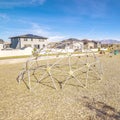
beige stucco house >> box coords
[54,38,84,51]
[87,41,95,49]
[72,41,84,50]
[82,39,101,49]
[10,34,48,49]
[65,41,84,51]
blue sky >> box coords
[0,0,120,41]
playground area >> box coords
[0,54,120,120]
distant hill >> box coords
[61,38,80,43]
[101,39,120,44]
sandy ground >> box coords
[0,53,96,65]
[0,58,28,64]
[0,54,120,120]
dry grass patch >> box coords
[0,55,120,120]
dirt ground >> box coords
[0,55,120,120]
[0,58,28,65]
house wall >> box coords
[20,38,48,49]
[11,37,48,49]
[11,38,20,49]
[87,42,95,49]
[73,42,84,50]
[64,42,84,51]
[0,44,4,50]
[4,44,11,49]
[97,42,101,48]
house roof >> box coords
[10,34,48,39]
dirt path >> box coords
[0,58,28,65]
[0,56,66,65]
[0,53,94,65]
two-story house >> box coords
[10,34,48,49]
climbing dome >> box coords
[17,48,103,90]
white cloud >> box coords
[27,22,67,41]
[31,0,46,5]
[17,20,50,36]
[0,0,46,8]
[48,36,67,42]
[0,13,9,21]
[0,19,67,42]
[60,0,108,18]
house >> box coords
[10,34,48,49]
[0,39,11,50]
[72,41,84,51]
[0,39,4,50]
[47,42,59,48]
[4,42,11,49]
[65,41,84,51]
[54,38,84,51]
[82,39,101,49]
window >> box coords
[43,44,45,48]
[24,44,31,47]
[90,46,93,49]
[39,39,44,42]
[34,44,40,49]
[24,38,27,41]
